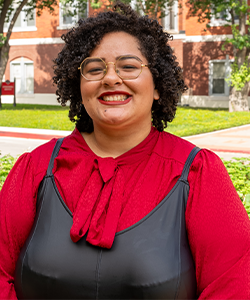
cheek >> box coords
[80,82,97,103]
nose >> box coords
[102,62,123,86]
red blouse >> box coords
[0,127,250,299]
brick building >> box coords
[2,1,250,107]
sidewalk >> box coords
[183,124,250,154]
[0,125,250,159]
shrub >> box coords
[0,154,16,191]
[222,157,250,217]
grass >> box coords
[167,107,250,137]
[0,104,75,131]
[0,104,250,136]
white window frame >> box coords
[209,55,234,96]
[57,1,89,30]
[3,6,37,32]
[130,0,145,16]
[210,9,232,27]
[209,1,247,27]
[10,57,34,94]
[162,1,178,32]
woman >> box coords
[0,2,250,299]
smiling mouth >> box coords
[101,95,130,102]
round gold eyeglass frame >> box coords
[78,55,149,81]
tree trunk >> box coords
[228,1,249,112]
[0,0,29,107]
[229,83,250,112]
[0,43,10,107]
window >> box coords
[130,0,145,16]
[58,1,88,29]
[162,1,178,32]
[209,56,233,96]
[4,7,36,32]
[209,1,247,27]
[10,57,34,94]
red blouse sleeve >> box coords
[186,149,250,298]
[0,135,56,300]
[0,153,38,299]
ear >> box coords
[153,89,160,100]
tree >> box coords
[0,0,88,107]
[186,0,250,111]
[93,0,175,21]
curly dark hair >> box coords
[53,1,187,132]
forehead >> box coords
[90,32,145,61]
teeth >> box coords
[103,95,128,101]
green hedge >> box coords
[222,158,250,217]
[0,154,250,217]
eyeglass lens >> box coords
[81,56,143,80]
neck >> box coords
[82,123,152,158]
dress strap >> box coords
[180,146,201,182]
[46,138,64,176]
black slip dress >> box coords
[14,138,200,299]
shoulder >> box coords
[153,130,197,165]
[156,129,224,162]
[27,128,81,176]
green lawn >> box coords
[0,104,75,131]
[0,104,249,136]
[167,107,250,137]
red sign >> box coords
[1,81,15,95]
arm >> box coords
[186,150,250,299]
[0,153,36,299]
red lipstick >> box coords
[98,91,132,105]
[98,91,131,98]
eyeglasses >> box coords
[78,55,149,81]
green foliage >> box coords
[187,0,250,50]
[224,24,250,51]
[222,157,250,217]
[226,62,250,91]
[60,0,88,20]
[187,0,250,26]
[90,0,101,9]
[0,34,7,47]
[0,154,16,191]
[1,0,58,28]
[90,0,175,19]
[245,194,250,218]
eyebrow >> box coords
[84,58,104,66]
[100,55,143,63]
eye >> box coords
[123,65,137,69]
[120,64,139,72]
[87,67,104,74]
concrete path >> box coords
[0,125,249,160]
[0,127,71,158]
[183,124,250,160]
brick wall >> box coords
[9,6,68,40]
[169,39,183,68]
[6,44,64,93]
[183,41,233,95]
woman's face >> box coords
[80,31,159,131]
